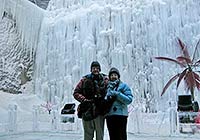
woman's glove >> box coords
[105,89,119,100]
[108,90,119,97]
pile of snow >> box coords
[0,90,44,123]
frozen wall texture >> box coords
[0,0,44,93]
[0,0,200,112]
[35,0,200,111]
[0,17,32,93]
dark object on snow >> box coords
[178,95,193,111]
[61,103,76,114]
[179,112,196,123]
[177,95,199,112]
[61,115,75,123]
[77,100,98,121]
[192,101,199,112]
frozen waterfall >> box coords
[0,0,200,113]
[34,0,200,112]
[0,0,45,56]
[0,0,45,93]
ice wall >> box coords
[0,0,45,93]
[0,0,199,112]
[34,0,200,111]
[0,0,45,62]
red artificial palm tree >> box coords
[155,38,200,101]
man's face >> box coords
[110,73,119,81]
[91,66,100,75]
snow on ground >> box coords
[1,88,200,139]
[1,131,200,140]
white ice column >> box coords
[51,109,59,131]
[32,105,39,131]
[169,100,177,135]
[8,104,17,132]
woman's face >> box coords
[110,73,119,81]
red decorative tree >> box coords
[155,38,200,101]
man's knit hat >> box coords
[109,67,120,78]
[90,61,101,71]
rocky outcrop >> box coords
[29,0,50,9]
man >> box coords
[73,61,108,140]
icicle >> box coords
[32,105,39,131]
[8,104,17,132]
[51,109,59,131]
[169,100,177,135]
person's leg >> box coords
[106,116,118,140]
[82,119,95,140]
[118,116,127,140]
[106,116,127,140]
[94,115,105,140]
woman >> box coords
[105,67,133,140]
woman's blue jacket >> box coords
[106,81,133,116]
